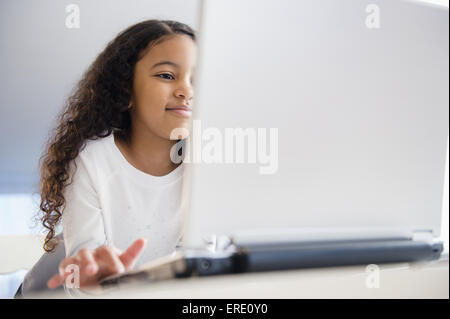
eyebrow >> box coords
[151,60,180,69]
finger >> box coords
[119,238,147,270]
[47,273,63,289]
[77,248,98,275]
[95,246,125,274]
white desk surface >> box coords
[35,257,449,299]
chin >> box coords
[166,121,191,140]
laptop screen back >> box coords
[180,0,449,248]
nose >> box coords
[174,81,194,104]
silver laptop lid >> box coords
[180,0,449,248]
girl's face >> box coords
[129,34,196,140]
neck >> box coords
[115,126,179,177]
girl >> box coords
[39,19,196,292]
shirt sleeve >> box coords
[62,155,108,258]
[60,155,109,298]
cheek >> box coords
[135,80,170,109]
[132,81,188,138]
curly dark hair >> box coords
[38,19,196,252]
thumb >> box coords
[119,238,147,270]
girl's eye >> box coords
[157,73,174,80]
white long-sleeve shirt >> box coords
[61,133,184,268]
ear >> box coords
[128,94,135,109]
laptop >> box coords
[100,0,449,288]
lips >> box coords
[165,106,192,118]
[166,107,191,111]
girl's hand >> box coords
[47,238,147,290]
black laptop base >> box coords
[100,238,443,288]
